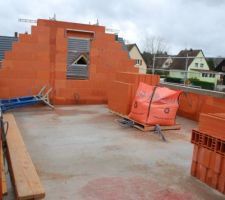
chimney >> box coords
[115,34,118,41]
[14,32,18,38]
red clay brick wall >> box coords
[0,19,138,104]
[178,92,225,121]
[0,25,51,98]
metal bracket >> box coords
[154,124,167,142]
[38,86,54,109]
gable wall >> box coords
[188,51,209,71]
[0,19,138,104]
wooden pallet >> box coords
[1,149,7,195]
[110,110,181,132]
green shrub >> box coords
[147,69,169,78]
[146,69,152,74]
[155,70,169,75]
[165,77,183,83]
[189,78,215,90]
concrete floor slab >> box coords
[4,105,225,200]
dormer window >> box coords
[72,55,88,65]
[67,37,90,80]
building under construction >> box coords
[0,19,225,200]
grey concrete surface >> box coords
[3,105,225,200]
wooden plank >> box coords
[4,114,45,200]
[1,149,7,195]
[133,124,181,132]
[0,142,2,198]
[110,110,181,132]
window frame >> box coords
[67,37,90,80]
[136,59,142,65]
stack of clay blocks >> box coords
[191,113,225,194]
[108,72,160,115]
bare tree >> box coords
[142,35,169,70]
[143,35,169,54]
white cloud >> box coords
[0,0,225,56]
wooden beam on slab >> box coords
[4,114,45,200]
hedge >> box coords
[190,79,215,90]
[165,77,183,83]
[147,69,169,77]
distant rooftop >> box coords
[170,49,202,70]
[0,35,18,61]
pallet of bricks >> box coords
[191,113,225,194]
[108,72,160,115]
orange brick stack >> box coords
[0,19,138,104]
[108,72,160,115]
[108,81,133,115]
[191,113,225,194]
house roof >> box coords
[170,49,202,70]
[125,43,143,56]
[213,58,224,67]
[215,59,225,72]
[154,55,173,69]
[125,44,136,52]
[0,35,18,61]
[125,43,147,66]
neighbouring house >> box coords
[149,54,173,69]
[126,44,147,74]
[141,52,173,74]
[0,35,18,68]
[144,55,173,77]
[215,59,225,73]
[215,59,225,85]
[169,49,220,85]
[159,56,173,69]
[212,57,224,69]
[0,19,138,104]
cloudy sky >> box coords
[0,0,225,56]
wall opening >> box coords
[67,37,90,80]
